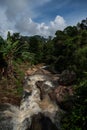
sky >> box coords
[0,0,87,38]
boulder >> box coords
[58,70,76,85]
[54,86,73,102]
[54,85,74,110]
[29,114,58,130]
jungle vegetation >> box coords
[0,18,87,130]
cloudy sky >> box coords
[0,0,87,38]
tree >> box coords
[0,34,31,77]
[28,36,44,63]
[0,39,20,77]
[77,18,87,30]
[81,30,87,46]
[64,26,78,37]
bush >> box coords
[62,79,87,130]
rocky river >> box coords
[0,67,74,130]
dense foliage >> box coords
[0,18,87,129]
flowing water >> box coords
[0,73,62,130]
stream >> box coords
[0,68,63,130]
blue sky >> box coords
[0,0,87,38]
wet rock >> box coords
[36,80,54,100]
[0,104,15,130]
[35,81,44,100]
[55,86,73,101]
[54,85,74,110]
[58,70,76,85]
[48,91,56,102]
[28,114,59,130]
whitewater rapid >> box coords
[0,73,62,130]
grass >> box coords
[0,61,31,105]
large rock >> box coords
[29,114,58,130]
[54,86,73,103]
[55,86,73,110]
[58,70,76,85]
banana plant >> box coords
[0,39,20,77]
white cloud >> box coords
[0,7,15,38]
[0,0,51,21]
[49,16,66,36]
[4,0,29,20]
[15,15,66,37]
[0,0,66,38]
